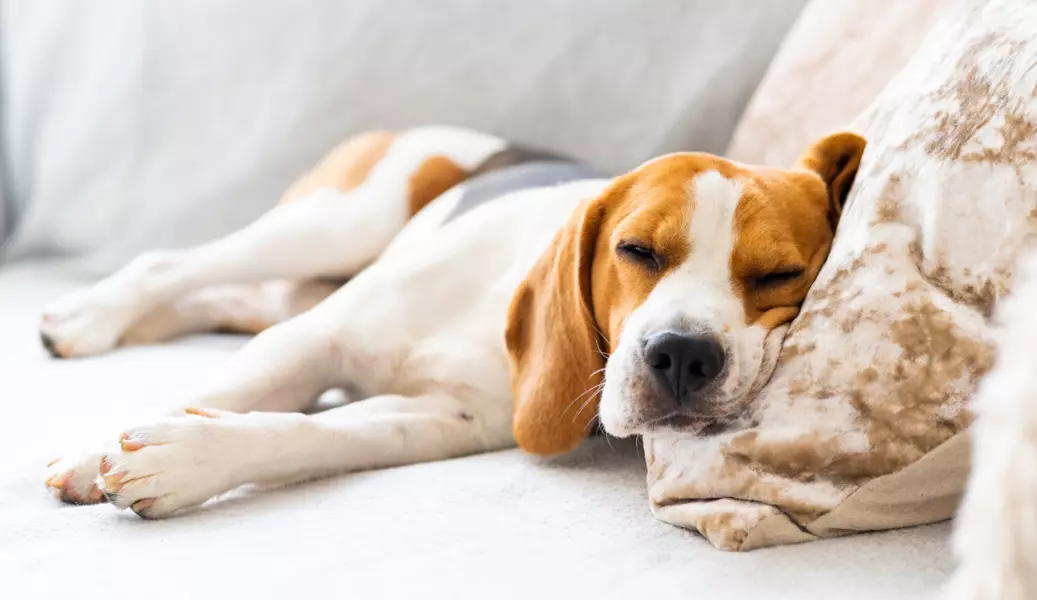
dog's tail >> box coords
[946,248,1037,600]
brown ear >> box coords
[796,131,867,228]
[505,196,607,456]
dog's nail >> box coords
[102,470,128,492]
[185,407,218,418]
[40,332,62,357]
[119,433,147,452]
[47,457,61,468]
[131,498,156,516]
[45,471,70,489]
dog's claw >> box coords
[40,331,63,358]
[119,433,148,452]
[184,407,218,418]
[45,471,70,489]
[102,470,128,493]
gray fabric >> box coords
[0,0,807,273]
[468,145,576,178]
[445,161,605,224]
[0,16,7,254]
[0,262,958,599]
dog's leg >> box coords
[120,280,340,344]
[38,127,502,358]
[96,393,512,518]
[38,186,398,358]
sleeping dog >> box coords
[40,126,864,517]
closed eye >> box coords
[617,242,663,270]
[750,268,805,289]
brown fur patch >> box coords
[732,132,866,328]
[281,131,396,203]
[409,156,469,216]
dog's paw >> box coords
[38,252,179,358]
[39,288,144,358]
[99,409,246,519]
[45,453,107,505]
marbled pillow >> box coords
[727,0,952,168]
[646,0,1037,551]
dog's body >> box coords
[41,126,864,518]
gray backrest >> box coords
[0,0,806,272]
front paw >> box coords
[99,409,243,519]
[45,453,107,505]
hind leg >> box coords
[38,186,399,358]
[38,127,501,358]
[121,280,339,345]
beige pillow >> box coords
[727,0,953,167]
[647,0,1037,551]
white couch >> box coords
[0,2,956,597]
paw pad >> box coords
[131,498,157,518]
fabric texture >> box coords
[0,261,956,599]
[726,0,953,168]
[647,0,1037,550]
[0,0,806,274]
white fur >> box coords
[945,249,1037,600]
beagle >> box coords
[40,126,865,518]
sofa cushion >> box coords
[0,0,807,273]
[647,0,1037,550]
[726,0,952,167]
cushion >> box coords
[726,0,953,167]
[0,0,807,273]
[646,0,1037,551]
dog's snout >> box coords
[644,332,725,403]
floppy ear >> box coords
[796,131,867,228]
[505,195,608,456]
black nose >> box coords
[644,332,725,403]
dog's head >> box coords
[505,132,866,454]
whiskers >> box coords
[570,380,606,425]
